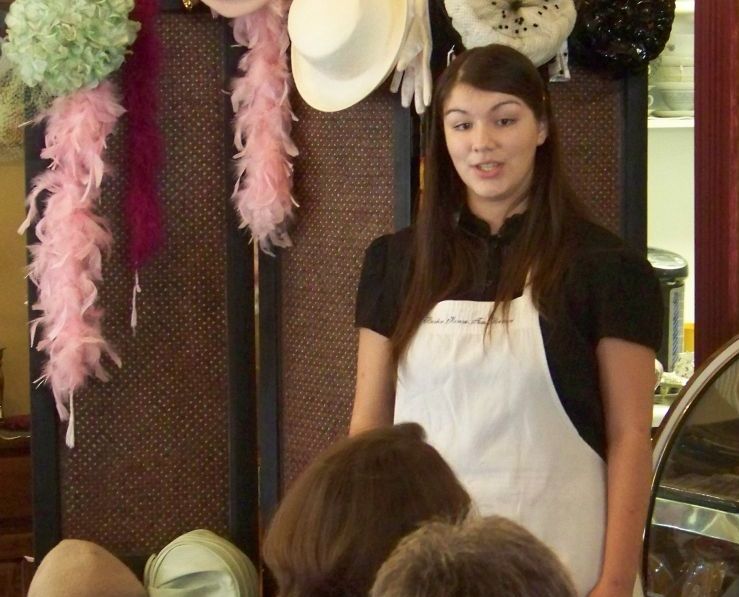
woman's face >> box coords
[443,83,547,216]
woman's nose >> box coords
[471,124,494,152]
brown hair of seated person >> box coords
[262,423,472,597]
[370,515,577,597]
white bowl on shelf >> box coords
[656,82,694,111]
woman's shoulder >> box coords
[363,227,414,261]
[567,217,652,273]
[569,217,628,253]
[356,227,413,336]
[562,217,663,351]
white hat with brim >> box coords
[202,0,269,18]
[288,0,409,113]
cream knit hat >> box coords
[444,0,576,66]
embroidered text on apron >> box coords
[395,286,607,596]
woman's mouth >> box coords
[474,162,502,176]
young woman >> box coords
[351,45,662,597]
[262,423,471,597]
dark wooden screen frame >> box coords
[26,0,260,565]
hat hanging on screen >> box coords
[145,529,258,597]
[201,0,269,18]
[288,0,409,112]
[443,0,577,67]
[28,540,147,597]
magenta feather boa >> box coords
[19,81,124,440]
[122,0,163,271]
[231,0,298,253]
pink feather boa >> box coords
[122,0,164,271]
[231,0,298,253]
[19,81,123,432]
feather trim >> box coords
[231,0,298,253]
[122,0,164,271]
[19,81,124,425]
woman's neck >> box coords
[466,195,529,234]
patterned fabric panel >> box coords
[551,64,623,234]
[278,89,398,491]
[59,12,231,554]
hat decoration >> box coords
[3,0,139,447]
[288,0,409,112]
[1,0,139,96]
[121,0,165,329]
[0,55,51,163]
[202,0,270,18]
[443,0,577,67]
[228,0,298,252]
[18,82,125,448]
[569,0,675,74]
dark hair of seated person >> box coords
[262,423,472,597]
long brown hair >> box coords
[262,423,471,597]
[392,44,588,362]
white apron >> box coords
[395,286,607,596]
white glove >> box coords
[390,0,432,114]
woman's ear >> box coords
[537,119,549,146]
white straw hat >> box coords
[201,0,269,18]
[28,540,147,597]
[288,0,409,112]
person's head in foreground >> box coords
[370,515,577,597]
[262,423,472,597]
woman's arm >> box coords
[349,327,397,436]
[589,337,655,597]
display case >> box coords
[646,336,739,596]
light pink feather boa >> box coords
[231,0,298,253]
[19,81,124,437]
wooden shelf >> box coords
[648,117,694,129]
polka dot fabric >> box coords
[550,64,622,234]
[59,13,232,554]
[278,89,398,491]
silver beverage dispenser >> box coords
[647,248,689,372]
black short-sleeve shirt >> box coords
[355,211,663,459]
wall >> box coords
[647,125,695,324]
[0,157,30,416]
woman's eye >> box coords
[497,118,516,126]
[452,122,471,131]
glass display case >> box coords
[646,336,739,596]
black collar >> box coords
[458,206,528,246]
